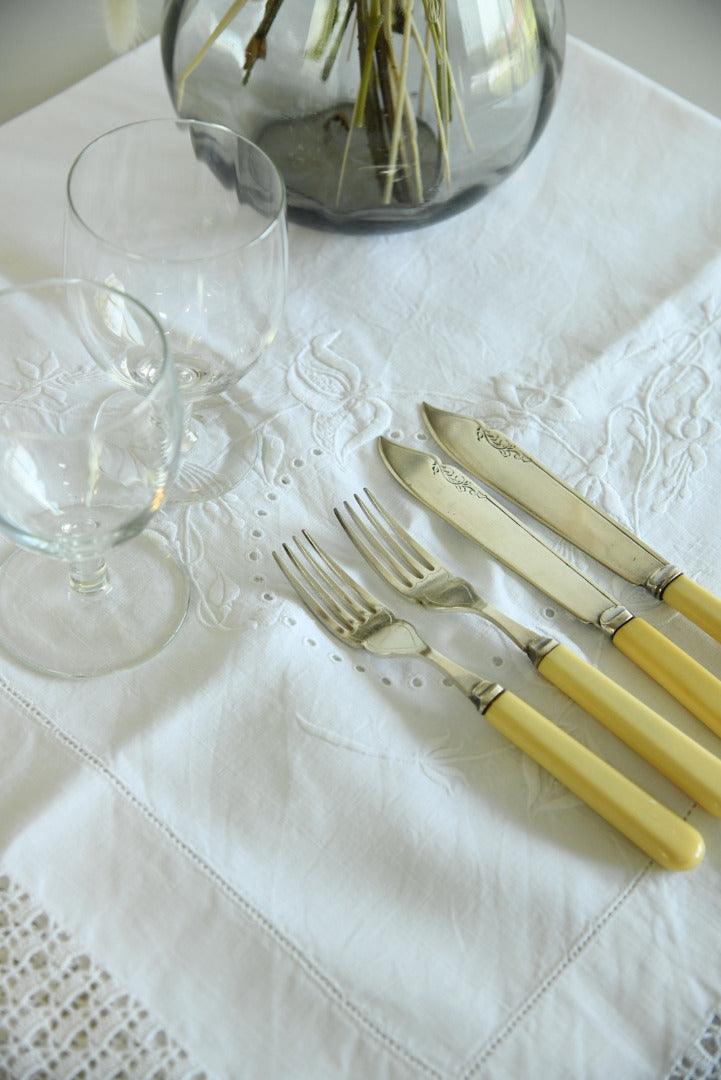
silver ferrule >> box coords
[645,563,682,599]
[598,604,635,638]
[471,681,505,713]
[526,635,560,667]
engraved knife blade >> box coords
[422,402,721,644]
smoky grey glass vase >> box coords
[162,0,566,232]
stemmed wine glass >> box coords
[0,278,189,677]
[65,118,288,503]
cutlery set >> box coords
[274,405,721,872]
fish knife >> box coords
[422,402,721,644]
[378,437,721,740]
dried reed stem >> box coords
[176,0,470,206]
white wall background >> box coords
[0,0,720,125]
[565,0,721,118]
[0,0,162,125]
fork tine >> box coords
[273,541,352,635]
[284,534,363,628]
[362,488,436,561]
[361,489,438,572]
[334,499,415,587]
[300,529,385,615]
[274,529,385,633]
[335,489,434,588]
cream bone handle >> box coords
[481,689,705,872]
[612,617,721,739]
[662,574,721,645]
[536,643,721,816]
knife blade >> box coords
[422,402,721,644]
[378,436,721,740]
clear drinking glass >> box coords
[65,118,288,503]
[0,278,189,677]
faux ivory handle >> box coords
[483,691,704,871]
[537,644,721,816]
[613,617,721,738]
[662,574,721,645]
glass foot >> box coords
[0,532,190,678]
[169,390,259,505]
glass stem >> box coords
[69,556,109,596]
[181,401,198,452]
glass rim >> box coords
[65,117,288,265]
[0,276,176,425]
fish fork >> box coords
[334,489,721,817]
[273,529,703,871]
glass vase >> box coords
[162,0,566,232]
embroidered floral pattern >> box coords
[479,299,721,536]
[286,332,391,465]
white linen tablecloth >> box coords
[1,34,721,1080]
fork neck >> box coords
[422,645,504,712]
